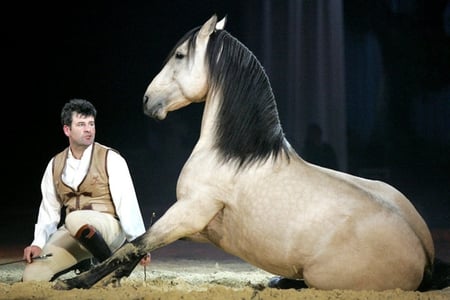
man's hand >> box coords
[139,253,151,266]
[23,245,42,263]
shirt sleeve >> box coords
[107,150,147,241]
[31,159,62,248]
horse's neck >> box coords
[197,93,220,146]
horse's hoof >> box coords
[103,276,122,288]
[53,280,71,290]
[53,277,90,290]
[267,276,308,290]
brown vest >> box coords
[52,142,118,217]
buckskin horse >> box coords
[55,14,449,291]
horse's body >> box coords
[55,15,448,291]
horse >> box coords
[54,14,449,291]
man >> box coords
[23,98,151,281]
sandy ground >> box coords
[1,241,449,300]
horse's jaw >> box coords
[144,107,167,120]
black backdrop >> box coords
[3,1,449,258]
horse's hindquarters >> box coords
[301,209,428,291]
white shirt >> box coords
[31,143,147,248]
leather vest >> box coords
[52,142,118,217]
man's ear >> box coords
[63,125,71,137]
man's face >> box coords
[64,113,96,147]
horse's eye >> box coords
[175,52,185,59]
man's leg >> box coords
[64,210,126,275]
[65,210,126,252]
[22,228,90,282]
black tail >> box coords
[418,258,450,291]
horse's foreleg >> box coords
[98,254,142,288]
[100,237,152,287]
[53,242,145,290]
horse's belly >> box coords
[200,206,309,277]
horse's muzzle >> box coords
[143,97,166,120]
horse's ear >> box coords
[199,14,218,38]
[216,15,227,31]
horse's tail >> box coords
[418,257,450,291]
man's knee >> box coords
[22,262,54,282]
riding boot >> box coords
[75,224,112,262]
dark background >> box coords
[2,1,449,260]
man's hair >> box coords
[61,99,97,126]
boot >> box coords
[75,224,112,262]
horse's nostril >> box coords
[143,95,148,104]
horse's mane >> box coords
[208,30,291,168]
[174,27,291,168]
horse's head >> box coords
[143,15,226,120]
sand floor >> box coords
[1,241,449,300]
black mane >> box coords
[180,27,291,168]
